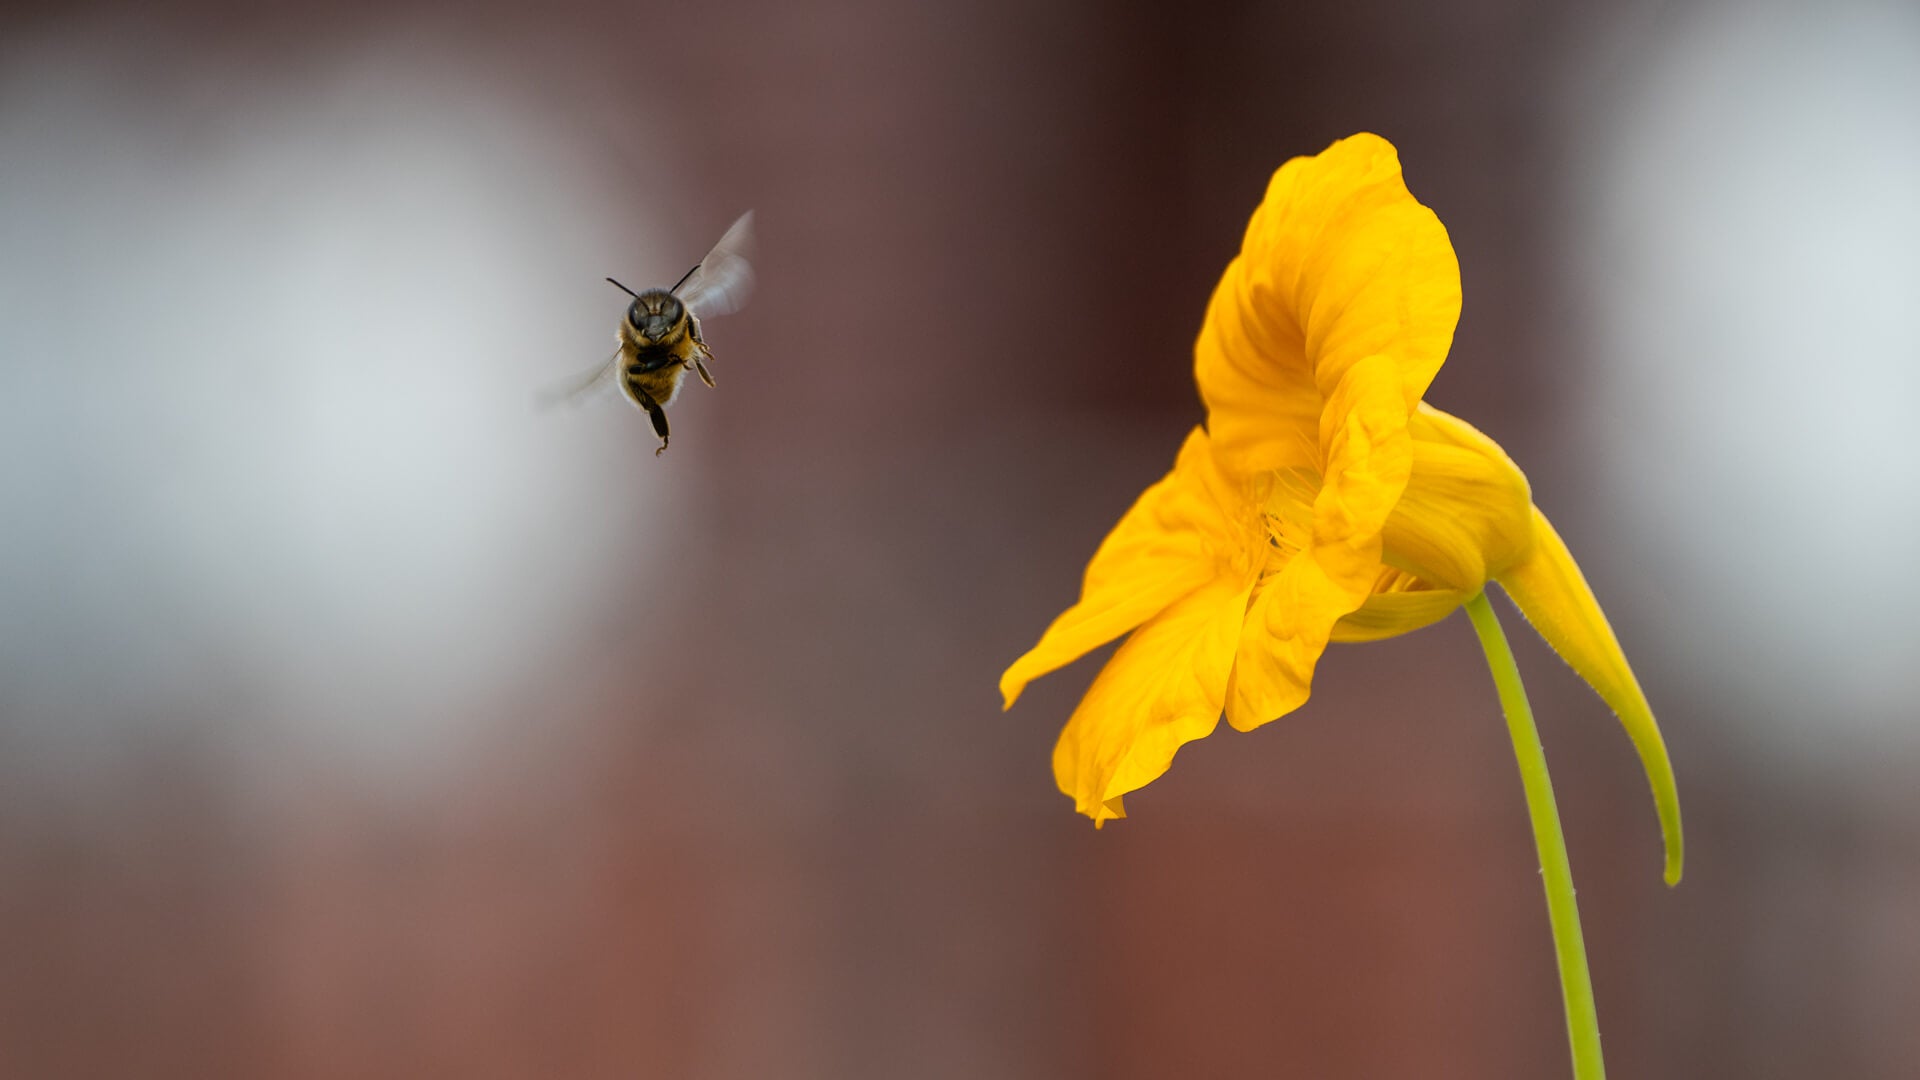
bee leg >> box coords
[635,387,671,455]
[688,324,717,388]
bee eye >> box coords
[627,301,644,326]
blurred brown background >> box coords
[3,0,1918,1076]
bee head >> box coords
[628,290,686,343]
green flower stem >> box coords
[1463,590,1605,1080]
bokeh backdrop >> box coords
[3,0,1918,1076]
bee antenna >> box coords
[669,262,701,295]
[605,277,641,298]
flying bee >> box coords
[541,211,755,455]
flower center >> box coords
[1260,465,1322,572]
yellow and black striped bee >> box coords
[543,212,754,455]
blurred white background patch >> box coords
[1571,0,1920,757]
[0,20,684,767]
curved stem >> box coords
[1463,590,1605,1080]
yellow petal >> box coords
[1330,584,1469,643]
[1377,403,1536,593]
[1196,133,1462,475]
[1495,507,1684,886]
[1001,427,1256,709]
[1226,354,1412,730]
[1053,572,1255,824]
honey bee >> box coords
[542,211,755,454]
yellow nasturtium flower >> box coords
[1001,133,1681,885]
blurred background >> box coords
[2,0,1916,1075]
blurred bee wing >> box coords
[675,210,755,318]
[535,347,622,410]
